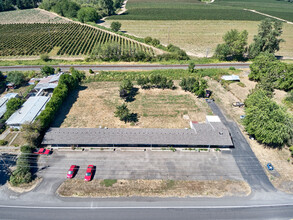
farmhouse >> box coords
[6,96,50,129]
[34,74,62,91]
[0,93,18,118]
[42,116,233,148]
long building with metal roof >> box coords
[6,96,50,129]
[42,116,233,148]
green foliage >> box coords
[244,89,293,147]
[180,77,208,97]
[0,140,8,145]
[51,0,80,18]
[40,54,50,62]
[0,0,39,11]
[157,44,190,61]
[110,21,121,32]
[114,103,130,123]
[41,65,55,76]
[89,69,94,74]
[0,23,154,57]
[188,62,195,73]
[100,179,117,187]
[137,75,174,89]
[151,38,160,46]
[20,145,35,153]
[91,42,153,62]
[144,36,152,44]
[6,71,25,87]
[4,98,24,120]
[249,19,284,58]
[77,7,100,23]
[215,29,248,61]
[99,0,114,15]
[120,79,133,93]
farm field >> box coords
[0,9,69,24]
[103,20,293,57]
[108,0,293,21]
[53,81,210,129]
[0,23,155,57]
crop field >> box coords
[105,20,293,57]
[108,0,293,21]
[0,9,69,24]
[0,23,154,56]
[52,81,210,129]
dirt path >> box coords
[244,9,293,25]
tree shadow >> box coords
[127,113,139,123]
[0,153,17,185]
[51,85,87,127]
[125,87,139,103]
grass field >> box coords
[0,9,69,24]
[103,20,293,57]
[53,81,210,129]
[108,0,293,21]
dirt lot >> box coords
[209,70,293,193]
[0,9,69,24]
[57,179,250,198]
[56,81,209,128]
[102,20,293,57]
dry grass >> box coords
[59,81,209,128]
[103,20,293,57]
[0,9,69,24]
[57,179,250,198]
[10,132,26,147]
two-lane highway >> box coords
[0,63,251,72]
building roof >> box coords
[6,96,50,126]
[0,93,18,118]
[42,124,233,147]
[221,75,240,81]
[206,115,221,123]
[34,74,61,90]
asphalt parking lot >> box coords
[37,149,243,181]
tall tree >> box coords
[249,19,284,58]
[99,0,114,15]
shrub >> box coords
[144,36,152,44]
[41,65,55,76]
[110,21,121,32]
[89,69,94,74]
[78,7,100,23]
[40,54,50,62]
[4,98,24,120]
[229,67,236,70]
[6,71,26,87]
[151,38,160,46]
[0,140,8,145]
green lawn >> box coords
[108,0,293,21]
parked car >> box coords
[267,163,274,171]
[34,148,51,155]
[67,165,77,179]
[84,165,94,181]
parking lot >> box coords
[37,149,243,181]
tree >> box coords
[6,71,26,87]
[22,121,42,146]
[77,7,100,23]
[244,89,293,147]
[99,0,114,15]
[4,98,24,120]
[151,38,160,46]
[0,71,6,94]
[110,21,121,32]
[144,36,152,44]
[215,29,248,60]
[41,65,55,76]
[249,19,284,58]
[40,54,50,62]
[114,103,130,123]
[120,79,133,93]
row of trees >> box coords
[179,77,208,97]
[215,19,284,61]
[249,52,293,92]
[0,0,40,12]
[137,75,174,90]
[243,89,293,147]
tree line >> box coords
[0,0,41,12]
[215,19,284,61]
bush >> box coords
[40,54,50,62]
[137,75,174,89]
[41,65,55,76]
[229,67,236,70]
[6,71,26,87]
[144,36,152,44]
[89,69,94,74]
[110,21,121,32]
[0,140,8,145]
[180,77,207,97]
[20,145,35,153]
[151,38,160,46]
[188,62,195,73]
[4,98,24,120]
[78,7,100,23]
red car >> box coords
[84,165,94,181]
[67,165,77,179]
[34,148,51,155]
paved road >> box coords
[207,100,275,191]
[1,205,293,220]
[0,63,250,72]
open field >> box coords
[108,0,293,21]
[53,81,209,128]
[0,23,154,57]
[58,179,250,198]
[0,9,69,24]
[103,20,293,57]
